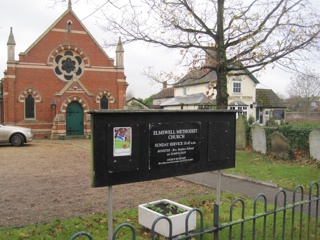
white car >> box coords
[0,124,33,146]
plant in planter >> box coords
[138,199,196,237]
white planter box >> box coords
[138,199,196,237]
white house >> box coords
[160,68,259,120]
[255,89,286,125]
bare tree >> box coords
[56,0,320,109]
[99,0,320,109]
[142,66,183,90]
[287,69,320,111]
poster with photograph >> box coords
[113,127,132,156]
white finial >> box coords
[68,0,72,10]
[116,37,124,68]
[7,27,16,62]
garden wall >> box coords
[286,112,320,123]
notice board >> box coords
[89,110,236,187]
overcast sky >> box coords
[0,0,309,99]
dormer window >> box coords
[233,79,241,94]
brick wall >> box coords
[286,112,320,123]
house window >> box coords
[100,96,109,109]
[273,110,285,120]
[233,80,241,93]
[240,106,247,118]
[183,86,187,95]
[25,94,35,119]
[229,106,247,118]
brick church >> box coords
[1,1,127,139]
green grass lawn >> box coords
[1,150,319,239]
[1,192,318,240]
[224,150,320,191]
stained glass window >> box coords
[53,50,84,81]
[100,96,109,109]
[25,94,35,119]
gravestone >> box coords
[270,132,289,160]
[309,129,320,161]
[236,116,247,149]
[252,125,266,154]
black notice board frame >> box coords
[89,110,236,187]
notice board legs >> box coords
[216,170,221,206]
[108,186,113,240]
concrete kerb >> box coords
[221,172,278,188]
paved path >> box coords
[178,172,319,216]
[178,171,280,202]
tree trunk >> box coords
[216,0,228,109]
[216,70,229,109]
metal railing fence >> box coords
[70,182,319,240]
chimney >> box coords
[162,81,167,89]
[204,43,218,67]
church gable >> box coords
[19,10,114,68]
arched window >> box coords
[25,94,35,119]
[100,96,109,109]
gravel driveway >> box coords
[0,139,213,228]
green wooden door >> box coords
[66,102,84,136]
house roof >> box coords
[256,89,285,108]
[242,68,260,84]
[126,97,149,110]
[174,65,259,88]
[174,70,217,87]
[160,93,216,106]
[153,88,174,99]
[229,101,248,106]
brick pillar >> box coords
[3,67,16,124]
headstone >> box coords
[309,129,320,161]
[236,116,247,149]
[270,132,289,160]
[252,125,266,154]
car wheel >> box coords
[11,133,24,146]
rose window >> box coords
[53,50,84,81]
